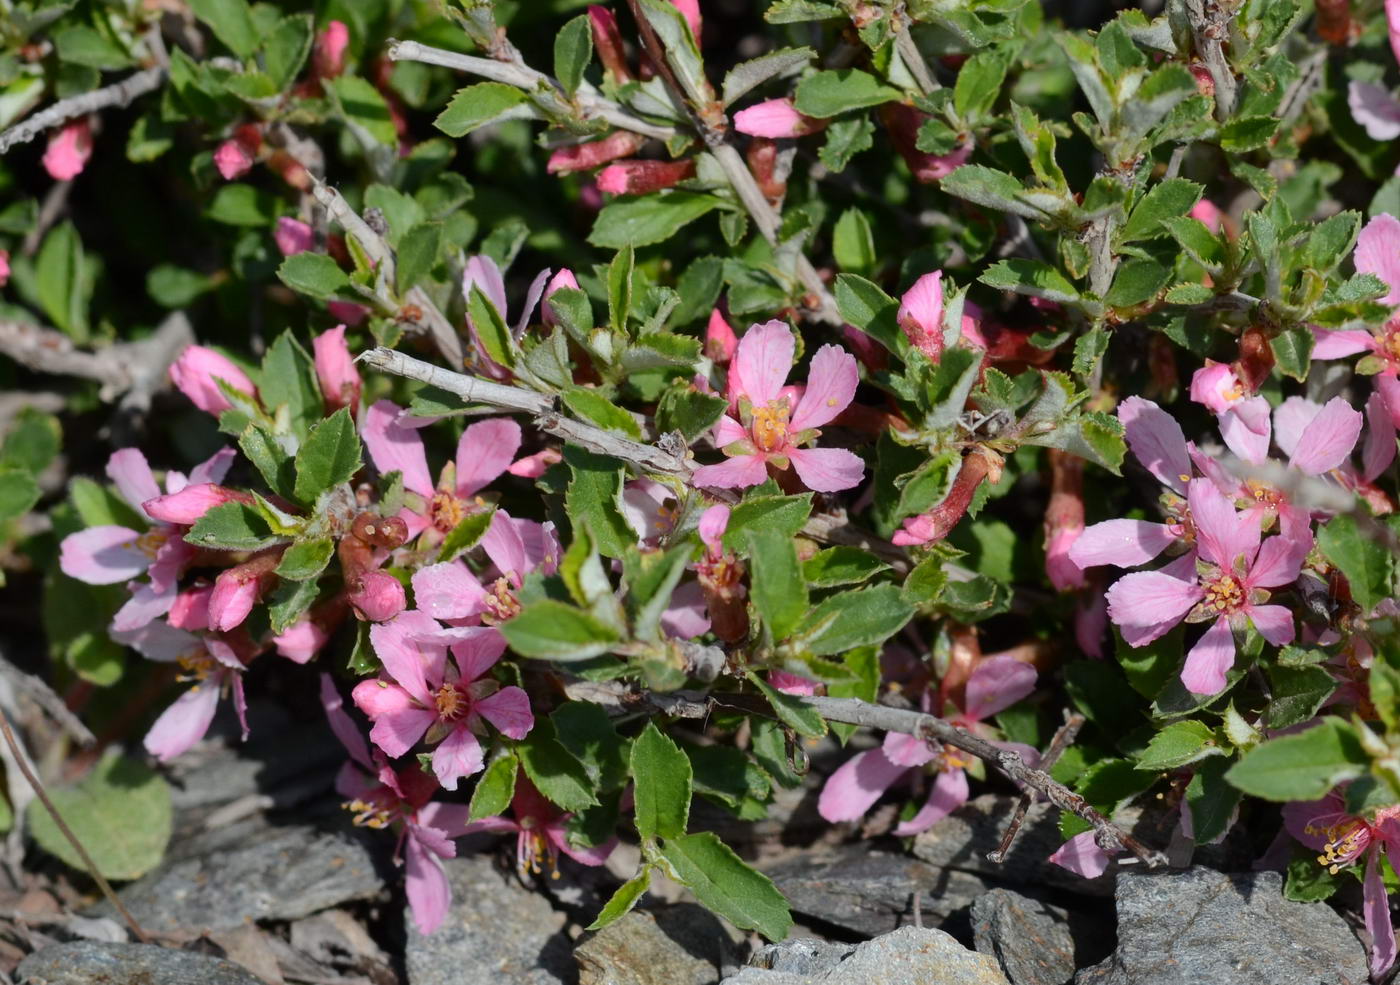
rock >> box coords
[971,889,1086,985]
[1075,867,1368,985]
[576,905,736,985]
[720,927,1009,985]
[15,941,264,985]
[407,854,572,985]
[93,823,385,935]
[763,845,994,936]
[749,938,854,975]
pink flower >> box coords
[1048,830,1114,878]
[692,321,863,493]
[463,774,616,874]
[817,657,1037,834]
[1188,360,1271,464]
[461,255,551,380]
[314,21,350,79]
[1284,788,1400,976]
[214,139,255,180]
[547,131,646,174]
[347,569,406,623]
[314,325,362,414]
[541,268,579,327]
[706,309,738,363]
[169,345,258,415]
[361,400,523,540]
[733,99,826,139]
[1188,199,1226,234]
[322,675,470,935]
[1106,479,1312,695]
[43,119,93,181]
[410,510,559,625]
[351,614,533,789]
[898,272,944,361]
[274,218,315,256]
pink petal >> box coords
[769,669,820,696]
[111,581,176,633]
[1188,361,1241,415]
[362,400,434,496]
[1248,531,1311,589]
[313,20,350,78]
[706,309,738,362]
[208,568,260,632]
[1356,213,1400,306]
[448,628,507,682]
[788,446,865,492]
[320,673,374,770]
[1189,199,1225,234]
[112,620,201,663]
[817,748,909,822]
[462,254,508,324]
[144,484,242,525]
[1181,616,1235,695]
[882,731,936,768]
[661,583,711,639]
[419,802,474,841]
[732,99,823,138]
[455,418,522,498]
[1311,328,1378,360]
[213,139,254,180]
[480,510,529,581]
[364,701,436,759]
[59,526,148,584]
[508,447,561,478]
[1046,526,1086,591]
[518,518,560,575]
[369,611,444,704]
[1364,392,1398,481]
[712,414,748,447]
[542,268,580,326]
[189,447,237,486]
[1119,397,1191,493]
[1366,847,1398,976]
[1188,478,1258,570]
[1349,81,1400,141]
[473,686,534,740]
[1290,396,1363,475]
[432,726,485,790]
[412,561,486,623]
[1218,404,1271,465]
[1273,396,1321,459]
[697,504,730,550]
[1049,830,1113,878]
[144,683,220,761]
[550,828,617,867]
[169,345,257,415]
[730,320,794,407]
[274,217,314,256]
[893,768,969,836]
[313,325,362,414]
[1068,519,1178,569]
[1281,794,1346,851]
[1246,603,1296,647]
[1389,0,1400,65]
[790,345,858,432]
[106,449,160,520]
[1105,571,1202,640]
[1379,373,1400,428]
[42,119,93,181]
[898,271,944,355]
[963,656,1037,721]
[404,837,452,935]
[693,454,769,489]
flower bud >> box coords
[596,159,696,195]
[589,5,632,82]
[898,271,944,362]
[169,345,258,415]
[43,118,93,182]
[274,218,315,256]
[0,249,9,288]
[548,131,646,175]
[706,309,738,363]
[1044,450,1086,591]
[314,21,351,79]
[732,99,825,139]
[351,512,409,549]
[542,268,580,327]
[143,483,251,525]
[209,554,280,632]
[314,325,362,414]
[348,569,406,622]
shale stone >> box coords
[971,888,1085,985]
[16,941,264,985]
[576,905,735,985]
[1075,867,1368,985]
[720,927,1009,985]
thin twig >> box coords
[0,710,150,942]
[987,711,1083,863]
[0,312,193,405]
[0,67,166,154]
[893,8,940,95]
[22,181,73,256]
[0,653,95,747]
[1184,0,1237,121]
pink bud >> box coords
[542,268,580,327]
[1189,198,1225,234]
[698,504,730,553]
[314,21,350,79]
[879,103,970,183]
[706,309,737,363]
[769,670,819,695]
[547,131,645,174]
[898,271,944,362]
[313,325,362,414]
[732,99,825,139]
[841,324,887,373]
[508,448,562,478]
[596,159,696,195]
[589,5,631,83]
[273,618,331,663]
[0,249,9,288]
[327,301,369,327]
[43,119,93,182]
[274,217,315,256]
[143,483,250,525]
[348,569,406,622]
[209,563,273,632]
[669,0,701,39]
[170,345,258,415]
[214,139,255,181]
[1189,360,1244,414]
[169,584,215,631]
[1045,527,1086,592]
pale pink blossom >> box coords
[43,119,93,181]
[818,657,1037,834]
[462,774,616,875]
[1188,360,1272,464]
[169,345,258,415]
[314,325,362,414]
[274,218,315,256]
[214,139,255,180]
[1048,830,1113,878]
[409,510,559,625]
[1350,81,1400,141]
[733,99,826,139]
[351,615,532,789]
[693,321,863,493]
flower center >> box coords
[1306,818,1369,873]
[751,401,791,453]
[434,682,466,721]
[697,555,743,599]
[136,528,168,559]
[1386,326,1400,363]
[1202,574,1244,613]
[430,491,467,534]
[1244,479,1281,505]
[482,576,521,623]
[516,820,560,879]
[344,792,397,829]
[176,648,217,682]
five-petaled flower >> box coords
[462,773,616,877]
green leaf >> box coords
[565,448,634,559]
[34,222,89,341]
[721,47,814,107]
[980,259,1081,304]
[833,209,876,276]
[1136,720,1223,771]
[1103,258,1170,307]
[1219,116,1280,153]
[818,116,875,173]
[467,284,516,370]
[1186,757,1242,845]
[27,754,171,880]
[396,222,442,294]
[659,832,792,940]
[589,193,723,249]
[588,868,653,930]
[437,508,495,564]
[721,494,812,552]
[1270,326,1313,382]
[1225,719,1368,801]
[293,408,362,504]
[894,452,959,521]
[435,82,531,137]
[1072,328,1110,378]
[833,274,900,351]
[803,547,889,587]
[0,467,40,523]
[941,165,1051,221]
[267,576,320,634]
[1,411,59,475]
[469,752,519,821]
[656,387,727,442]
[793,68,900,117]
[1303,211,1360,272]
[554,15,594,96]
[1284,845,1342,902]
[187,501,284,551]
[147,265,214,308]
[1121,179,1202,242]
[188,0,258,56]
[796,584,913,656]
[239,425,297,501]
[275,538,334,581]
[263,14,313,89]
[631,722,692,841]
[1317,514,1392,613]
[206,184,278,227]
[553,703,629,791]
[260,331,321,436]
[518,719,598,812]
[499,600,621,660]
[608,244,634,334]
[748,672,826,738]
[745,529,807,641]
[53,27,134,70]
[328,76,397,145]
[954,48,1011,121]
[277,253,351,300]
[1266,665,1338,730]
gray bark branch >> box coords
[0,67,165,154]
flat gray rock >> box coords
[1075,867,1367,985]
[972,888,1086,985]
[749,938,854,975]
[721,927,1009,985]
[16,941,263,985]
[763,845,994,936]
[92,824,385,935]
[407,854,571,985]
[576,905,736,985]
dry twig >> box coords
[0,67,166,155]
[987,711,1084,863]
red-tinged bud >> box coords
[878,103,972,184]
[347,569,406,622]
[547,131,645,174]
[274,218,314,256]
[706,309,738,363]
[314,21,351,79]
[209,552,281,632]
[589,6,632,83]
[733,99,825,139]
[898,271,945,362]
[43,118,94,181]
[0,249,10,289]
[595,158,696,195]
[893,447,1002,546]
[1233,324,1275,394]
[144,483,253,525]
[1189,64,1215,98]
[351,511,409,549]
[267,150,311,191]
[1315,0,1352,44]
[938,623,981,714]
[1044,449,1086,591]
[169,345,258,415]
[542,269,580,327]
[313,325,362,415]
[746,137,785,207]
[169,583,215,631]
